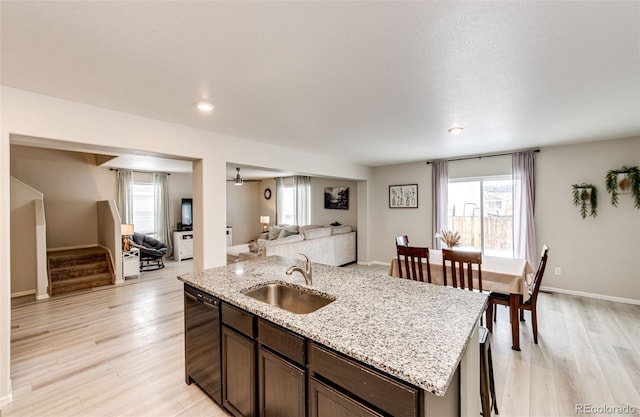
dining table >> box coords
[389,249,534,351]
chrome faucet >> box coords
[285,253,312,285]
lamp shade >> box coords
[260,216,270,224]
[121,224,134,236]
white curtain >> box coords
[117,169,133,224]
[275,176,310,226]
[153,172,173,255]
[431,161,448,249]
[513,151,537,266]
[294,176,311,226]
[276,177,285,225]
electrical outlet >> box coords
[554,267,561,276]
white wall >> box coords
[0,86,372,404]
[10,179,40,295]
[259,179,277,230]
[168,172,193,230]
[370,137,640,302]
[536,137,639,302]
[370,162,433,262]
[226,181,261,244]
[310,178,358,228]
[10,145,117,249]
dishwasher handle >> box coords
[185,290,219,308]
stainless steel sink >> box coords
[242,283,335,314]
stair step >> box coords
[47,247,114,296]
[49,254,108,269]
[50,262,111,281]
[50,273,113,296]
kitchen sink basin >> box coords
[242,283,335,314]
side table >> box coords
[123,247,140,279]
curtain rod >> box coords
[109,168,171,175]
[425,148,540,164]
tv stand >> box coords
[173,231,193,261]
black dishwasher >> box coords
[184,284,222,404]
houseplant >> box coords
[605,165,640,209]
[435,229,461,248]
[571,183,598,219]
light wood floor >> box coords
[3,261,639,417]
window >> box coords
[132,180,155,235]
[279,180,296,226]
[447,176,513,258]
[276,176,310,226]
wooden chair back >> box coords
[395,235,409,246]
[396,245,431,283]
[442,249,483,292]
[527,245,549,305]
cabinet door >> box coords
[222,326,256,417]
[309,378,383,417]
[258,347,305,417]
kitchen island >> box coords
[179,256,488,417]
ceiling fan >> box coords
[227,167,260,185]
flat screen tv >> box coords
[181,198,193,230]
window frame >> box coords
[447,174,514,258]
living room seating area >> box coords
[228,224,356,266]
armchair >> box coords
[130,232,169,271]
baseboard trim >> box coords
[35,293,50,301]
[541,286,640,306]
[0,379,13,407]
[11,289,35,298]
[369,260,391,267]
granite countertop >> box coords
[178,256,487,396]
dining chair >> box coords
[441,248,483,292]
[486,245,549,344]
[395,235,410,246]
[396,245,431,283]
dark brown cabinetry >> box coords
[258,347,305,417]
[222,304,257,417]
[257,319,306,417]
[309,377,383,417]
[309,343,419,417]
[186,299,422,417]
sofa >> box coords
[252,224,356,266]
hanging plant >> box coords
[572,183,598,219]
[605,165,640,209]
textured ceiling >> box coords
[2,1,639,166]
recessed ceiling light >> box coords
[448,127,464,134]
[197,101,215,112]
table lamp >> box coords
[121,224,134,252]
[260,216,270,232]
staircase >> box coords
[47,247,115,296]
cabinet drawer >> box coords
[222,303,255,338]
[258,319,305,365]
[309,343,418,417]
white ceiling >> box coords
[2,1,639,167]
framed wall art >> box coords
[389,184,418,208]
[324,186,349,210]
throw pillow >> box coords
[277,225,300,239]
[268,226,282,240]
[303,227,332,240]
